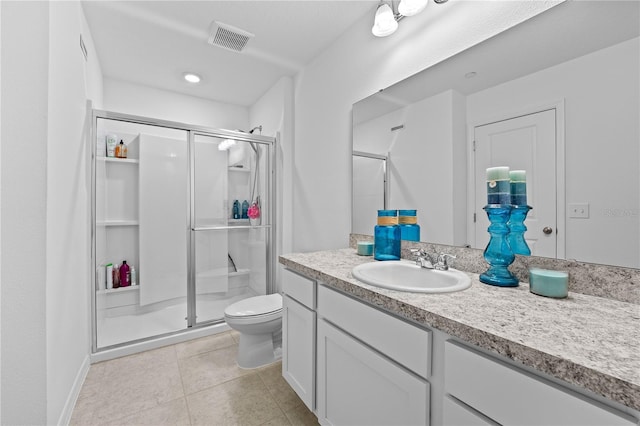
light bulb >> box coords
[372,3,398,37]
[183,73,201,83]
[218,139,237,151]
[398,0,428,16]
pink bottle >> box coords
[119,260,130,287]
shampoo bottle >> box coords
[106,134,118,158]
[106,263,113,289]
[120,260,130,287]
[131,266,137,286]
[241,200,249,219]
[115,140,128,158]
[113,263,120,288]
[233,200,240,219]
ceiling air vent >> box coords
[208,21,254,53]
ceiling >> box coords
[82,0,377,107]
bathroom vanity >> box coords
[280,248,640,425]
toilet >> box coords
[224,293,283,369]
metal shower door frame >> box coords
[90,107,276,353]
[187,129,275,328]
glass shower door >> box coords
[190,133,272,325]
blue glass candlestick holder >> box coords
[508,205,532,256]
[480,204,519,287]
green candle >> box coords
[529,268,568,298]
[486,166,510,204]
[486,166,510,181]
[510,170,527,205]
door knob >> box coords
[543,226,553,235]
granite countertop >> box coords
[279,248,640,411]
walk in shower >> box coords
[91,110,275,352]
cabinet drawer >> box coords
[282,268,316,309]
[317,284,431,379]
[444,341,636,426]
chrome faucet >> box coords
[411,249,436,269]
[411,249,456,271]
[435,253,456,271]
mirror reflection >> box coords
[352,1,639,268]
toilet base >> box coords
[237,332,282,369]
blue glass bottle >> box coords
[398,209,420,242]
[241,200,249,219]
[374,210,401,261]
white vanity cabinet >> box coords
[444,340,636,426]
[316,284,431,426]
[282,268,317,411]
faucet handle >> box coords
[437,253,456,270]
[410,248,427,257]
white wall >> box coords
[103,78,249,131]
[1,2,50,424]
[292,0,561,252]
[467,37,640,267]
[249,76,295,292]
[1,1,104,424]
[46,3,97,423]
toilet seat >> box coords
[224,293,282,319]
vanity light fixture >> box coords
[372,3,399,37]
[398,0,428,16]
[183,72,201,84]
[372,0,448,37]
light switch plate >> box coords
[569,203,589,218]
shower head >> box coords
[248,125,262,134]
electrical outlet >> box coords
[569,203,589,218]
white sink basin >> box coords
[352,260,471,294]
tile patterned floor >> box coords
[71,331,319,426]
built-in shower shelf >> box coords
[197,268,250,279]
[230,268,250,277]
[99,157,139,164]
[228,166,250,173]
[97,285,140,295]
[98,220,139,227]
[228,219,250,225]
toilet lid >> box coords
[224,293,283,317]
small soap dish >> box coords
[357,241,374,256]
[529,268,568,298]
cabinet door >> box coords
[443,395,497,426]
[317,319,429,426]
[282,295,315,411]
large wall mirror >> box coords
[352,1,639,268]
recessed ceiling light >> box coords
[184,73,201,84]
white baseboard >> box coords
[57,354,90,426]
